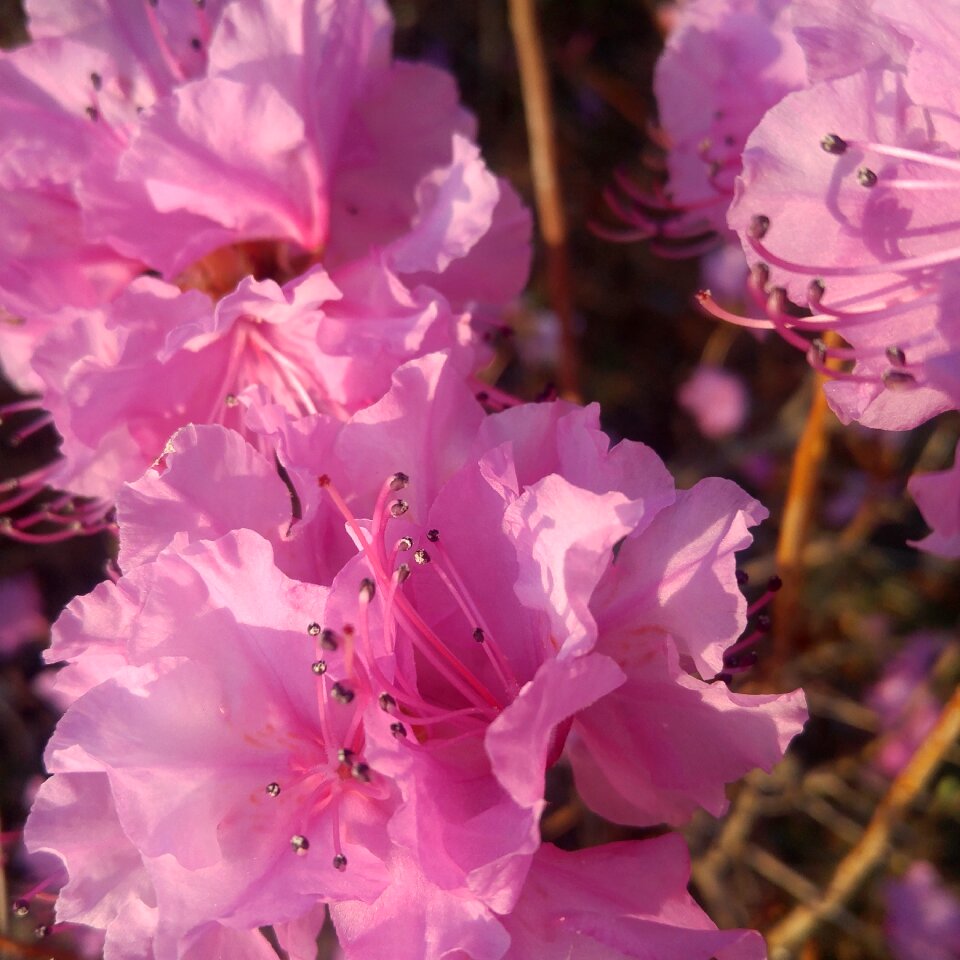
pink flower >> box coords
[0,573,45,655]
[723,4,960,430]
[885,861,960,960]
[678,364,749,438]
[334,835,766,960]
[34,351,805,954]
[867,631,946,777]
[1,0,530,535]
[604,0,806,252]
[908,441,960,559]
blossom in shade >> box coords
[885,861,960,960]
[867,631,946,777]
[603,0,806,252]
[908,441,960,559]
[0,573,46,655]
[678,364,749,438]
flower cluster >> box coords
[1,1,811,958]
[644,0,960,557]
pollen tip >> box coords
[820,133,848,155]
[426,529,440,543]
[333,853,348,871]
[290,834,310,855]
[856,167,878,188]
[317,474,331,487]
[748,214,771,240]
[389,472,410,491]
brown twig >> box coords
[769,332,842,678]
[507,0,581,401]
[766,683,960,957]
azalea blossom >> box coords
[0,0,530,538]
[720,1,960,431]
[602,0,806,253]
[29,351,805,956]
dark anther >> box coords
[396,563,411,584]
[351,762,371,782]
[811,339,828,364]
[389,472,410,491]
[34,924,51,939]
[331,682,355,704]
[426,529,439,542]
[90,72,103,90]
[756,613,772,632]
[12,899,29,917]
[194,0,206,7]
[414,548,430,565]
[307,622,321,637]
[736,570,749,587]
[820,133,848,155]
[857,167,878,188]
[342,624,355,636]
[359,578,376,601]
[333,853,348,871]
[320,629,337,650]
[767,575,783,592]
[379,693,396,712]
[390,721,407,739]
[748,215,770,240]
[475,391,489,402]
[807,279,825,305]
[473,628,485,644]
[317,474,331,487]
[397,536,413,551]
[141,268,162,279]
[85,106,100,121]
[750,262,770,288]
[390,499,409,518]
[225,393,239,407]
[337,748,355,763]
[147,0,158,6]
[311,660,327,675]
[190,36,202,51]
[886,346,907,366]
[290,834,310,855]
[883,368,916,389]
[266,782,281,797]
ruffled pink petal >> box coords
[593,477,766,678]
[570,634,806,826]
[503,837,767,960]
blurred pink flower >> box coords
[867,631,946,777]
[885,861,960,960]
[909,441,960,559]
[0,573,45,654]
[678,364,749,438]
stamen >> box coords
[747,576,782,617]
[290,834,310,855]
[265,782,281,797]
[820,133,848,155]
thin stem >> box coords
[768,331,842,677]
[507,0,581,401]
[766,684,960,957]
